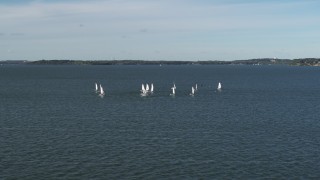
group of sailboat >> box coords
[186,82,221,96]
[95,82,105,97]
[94,81,221,97]
[141,83,154,96]
[148,82,220,96]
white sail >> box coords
[150,83,154,92]
[171,86,175,95]
[217,82,222,90]
[189,86,195,96]
[146,84,150,91]
[95,83,98,92]
[195,84,198,91]
[100,87,104,95]
[141,83,147,94]
[141,84,145,91]
[171,83,176,95]
[99,84,105,96]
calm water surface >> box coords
[1,65,320,179]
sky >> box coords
[0,0,319,61]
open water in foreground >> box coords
[1,65,320,179]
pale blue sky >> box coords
[1,0,319,61]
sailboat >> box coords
[195,84,198,91]
[190,86,195,96]
[146,84,150,92]
[95,83,99,92]
[141,84,147,94]
[170,82,176,96]
[150,83,154,93]
[217,82,222,90]
[99,84,105,97]
[170,86,176,95]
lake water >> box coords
[1,65,320,179]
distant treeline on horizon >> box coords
[1,58,320,66]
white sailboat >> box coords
[95,83,99,92]
[190,86,195,96]
[217,82,222,90]
[170,86,176,95]
[146,84,150,92]
[170,83,176,96]
[195,84,198,91]
[150,83,154,93]
[99,84,105,97]
[141,84,147,94]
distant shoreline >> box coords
[1,58,320,66]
